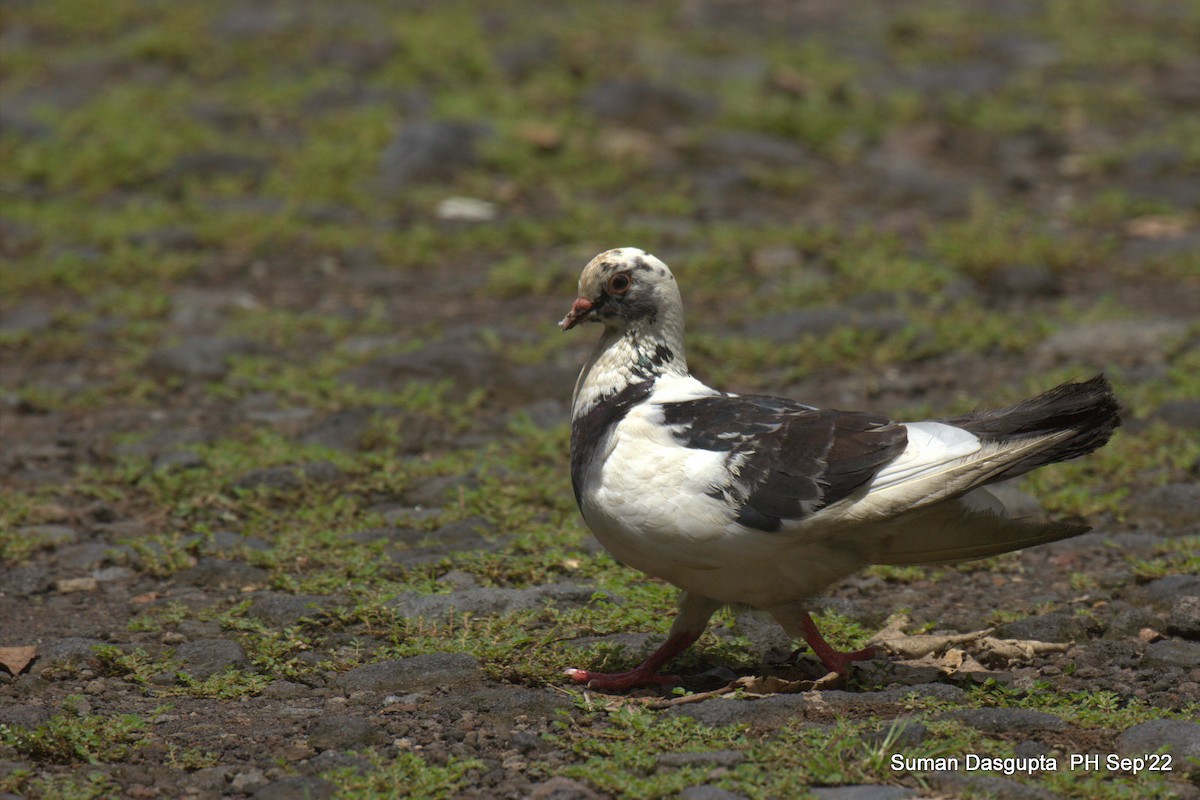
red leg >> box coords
[565,630,700,691]
[798,610,875,675]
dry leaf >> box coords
[0,645,37,675]
[869,615,992,658]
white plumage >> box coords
[560,247,1121,690]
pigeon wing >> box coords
[661,395,908,532]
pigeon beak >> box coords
[559,297,594,331]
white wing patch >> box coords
[868,422,982,493]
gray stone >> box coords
[162,151,272,190]
[678,787,749,800]
[993,612,1083,643]
[37,637,104,667]
[177,557,269,590]
[145,337,256,381]
[245,593,338,626]
[583,80,716,130]
[1154,399,1200,430]
[153,450,206,472]
[1116,719,1200,760]
[1142,640,1200,670]
[945,708,1067,734]
[5,564,52,595]
[742,306,907,341]
[927,772,1054,800]
[53,543,112,570]
[0,306,52,334]
[861,718,928,750]
[307,715,386,751]
[528,776,604,800]
[253,776,334,800]
[434,685,573,721]
[1129,483,1200,528]
[1143,575,1200,605]
[176,638,249,678]
[18,524,79,549]
[391,583,606,621]
[812,787,918,800]
[1168,596,1200,640]
[232,462,342,492]
[92,566,135,583]
[1036,319,1189,366]
[333,653,483,694]
[262,681,310,700]
[379,120,489,191]
[989,265,1061,298]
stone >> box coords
[245,593,339,626]
[232,461,342,492]
[1129,483,1200,527]
[1168,596,1200,640]
[332,653,483,694]
[1036,319,1189,366]
[1116,719,1200,761]
[391,583,606,621]
[812,787,919,800]
[177,558,269,590]
[17,524,78,549]
[145,337,256,381]
[528,777,604,800]
[4,564,52,596]
[1153,399,1200,430]
[37,637,105,667]
[582,80,716,130]
[1142,640,1200,670]
[946,708,1067,734]
[252,776,334,800]
[993,612,1083,643]
[379,120,490,192]
[678,787,749,800]
[927,772,1054,800]
[307,715,386,751]
[176,639,249,678]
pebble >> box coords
[812,787,919,800]
[333,652,484,695]
[145,337,257,381]
[945,707,1067,734]
[307,714,386,751]
[1036,319,1189,366]
[1142,640,1200,670]
[244,592,341,626]
[1116,719,1200,761]
[1168,596,1200,640]
[175,638,249,679]
[378,120,490,192]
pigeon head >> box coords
[560,248,681,333]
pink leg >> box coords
[565,630,701,691]
[798,610,875,674]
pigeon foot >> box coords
[799,610,876,675]
[565,630,700,691]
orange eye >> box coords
[608,273,632,294]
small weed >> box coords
[0,695,147,765]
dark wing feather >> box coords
[661,395,907,532]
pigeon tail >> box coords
[942,374,1122,485]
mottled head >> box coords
[559,248,682,334]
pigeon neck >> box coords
[572,323,687,418]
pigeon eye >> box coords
[608,273,632,295]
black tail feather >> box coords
[943,375,1122,483]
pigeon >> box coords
[559,247,1122,691]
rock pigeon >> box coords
[560,247,1122,691]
